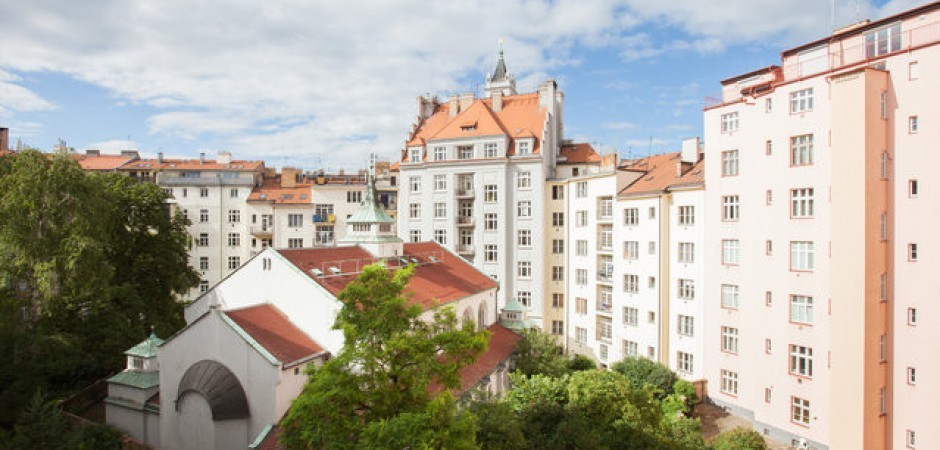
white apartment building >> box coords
[566,143,704,383]
[398,50,564,326]
[703,3,940,448]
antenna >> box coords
[830,0,835,31]
[648,136,652,159]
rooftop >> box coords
[224,304,324,365]
[247,178,314,204]
[125,331,164,358]
[430,323,521,394]
[618,152,704,197]
[559,142,601,164]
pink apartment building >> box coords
[703,2,940,449]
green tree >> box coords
[280,264,490,449]
[465,394,526,450]
[0,392,121,449]
[512,329,568,377]
[0,150,198,424]
[612,357,679,399]
[710,428,767,450]
[566,354,596,372]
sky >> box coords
[0,0,921,170]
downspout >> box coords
[659,192,672,367]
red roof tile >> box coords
[225,304,324,364]
[119,158,264,172]
[71,154,137,171]
[560,142,601,164]
[277,242,497,309]
[248,178,314,204]
[430,323,521,394]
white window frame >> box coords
[790,241,815,271]
[789,88,814,113]
[721,326,739,353]
[790,134,814,166]
[789,345,814,377]
[721,150,739,176]
[790,295,814,325]
[791,188,814,218]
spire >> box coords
[346,174,394,224]
[490,38,508,82]
[485,39,516,97]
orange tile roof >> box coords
[618,152,704,196]
[71,154,138,171]
[248,178,313,204]
[405,93,546,158]
[559,142,601,164]
[429,323,521,395]
[389,161,400,171]
[119,158,264,172]
[277,242,497,310]
[225,304,324,364]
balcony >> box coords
[456,216,475,227]
[312,214,335,223]
[596,298,613,314]
[597,270,613,284]
[457,245,475,256]
[597,241,613,253]
[456,188,475,199]
[250,226,273,237]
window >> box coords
[576,240,588,256]
[909,116,919,133]
[484,245,497,262]
[228,209,240,223]
[576,182,587,198]
[677,315,694,336]
[433,146,446,161]
[790,295,814,325]
[552,239,564,254]
[677,279,694,300]
[288,214,303,228]
[576,298,587,315]
[551,320,564,335]
[410,230,421,242]
[766,139,773,155]
[200,209,209,223]
[721,327,739,353]
[199,256,209,270]
[765,97,773,112]
[721,284,739,309]
[484,185,497,203]
[598,197,613,219]
[197,233,209,247]
[230,188,239,198]
[907,429,916,448]
[484,213,497,230]
[721,112,739,133]
[200,187,209,198]
[865,22,901,58]
[908,307,917,325]
[791,397,810,425]
[790,241,815,271]
[908,243,918,261]
[721,150,739,176]
[517,171,531,189]
[516,230,532,247]
[596,316,613,343]
[434,229,446,245]
[458,145,473,159]
[648,241,656,255]
[517,140,531,155]
[517,261,532,278]
[517,201,532,218]
[576,269,588,286]
[517,291,531,306]
[677,352,693,373]
[409,203,421,219]
[678,206,694,225]
[909,179,918,198]
[410,176,421,193]
[766,190,773,205]
[649,276,656,288]
[721,370,739,395]
[789,345,813,377]
[791,188,814,217]
[552,293,564,308]
[790,134,814,166]
[347,191,362,203]
[434,174,446,191]
[678,243,694,263]
[881,272,888,301]
[287,238,303,248]
[765,388,773,403]
[722,195,739,221]
[789,88,814,113]
[199,280,209,293]
[624,208,639,226]
[623,307,638,326]
[766,240,773,255]
[434,202,446,218]
[552,185,564,200]
[909,60,920,80]
[484,142,498,158]
[575,327,587,344]
[649,207,656,219]
[722,240,740,265]
[409,148,422,163]
[908,366,916,384]
[624,241,639,260]
[227,233,240,247]
[227,256,241,270]
[624,274,639,293]
[552,212,564,227]
[575,211,587,227]
[881,91,889,118]
[623,340,638,357]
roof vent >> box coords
[328,266,342,275]
[399,257,409,265]
[410,257,420,263]
[428,256,439,263]
[310,268,324,277]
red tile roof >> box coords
[277,242,497,309]
[225,304,324,364]
[618,152,704,196]
[248,178,314,204]
[429,323,521,394]
[119,158,264,172]
[405,93,547,157]
[560,142,601,164]
[71,154,137,171]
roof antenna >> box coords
[648,135,652,160]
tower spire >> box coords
[485,38,516,97]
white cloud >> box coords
[0,69,56,113]
[602,121,636,130]
[86,139,139,153]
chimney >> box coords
[680,137,700,164]
[448,95,459,116]
[600,153,617,171]
[459,93,474,111]
[157,152,164,163]
[217,151,232,165]
[120,150,139,159]
[199,152,206,164]
[281,167,299,188]
[416,95,437,120]
[0,127,9,151]
[492,90,503,112]
[538,79,557,109]
[86,149,101,156]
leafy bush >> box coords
[612,357,679,399]
[710,427,767,450]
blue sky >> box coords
[0,0,917,169]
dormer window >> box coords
[132,357,144,370]
[458,146,473,159]
[353,223,372,232]
[409,148,421,163]
[517,141,531,155]
[460,124,477,132]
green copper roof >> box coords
[346,176,395,224]
[502,297,526,313]
[108,370,160,389]
[125,331,164,358]
[500,318,536,332]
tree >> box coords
[566,354,596,372]
[0,392,121,449]
[710,428,767,450]
[280,264,490,449]
[512,329,568,378]
[0,150,198,424]
[465,394,526,450]
[612,357,679,399]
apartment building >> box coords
[566,142,704,380]
[398,50,564,326]
[703,3,940,448]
